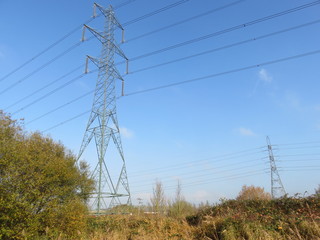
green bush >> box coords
[0,111,94,239]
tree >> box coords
[168,180,195,218]
[150,180,166,214]
[236,185,271,201]
[0,111,94,239]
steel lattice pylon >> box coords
[266,136,286,199]
[78,4,131,214]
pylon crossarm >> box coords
[114,44,128,61]
[94,3,124,31]
[87,55,100,68]
[112,68,124,82]
[83,24,106,43]
[85,55,101,73]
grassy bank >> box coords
[189,196,320,240]
[73,196,320,240]
[11,196,319,239]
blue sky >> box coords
[0,0,320,205]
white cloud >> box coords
[120,126,134,139]
[258,69,272,83]
[238,127,255,136]
[250,69,273,97]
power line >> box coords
[42,110,91,133]
[17,19,320,117]
[274,140,320,146]
[275,153,320,158]
[114,0,139,9]
[40,48,320,132]
[279,159,320,162]
[4,65,85,110]
[276,145,320,150]
[129,151,266,177]
[129,1,320,62]
[131,164,320,189]
[124,49,320,97]
[12,73,89,115]
[128,157,318,184]
[25,89,95,125]
[5,0,320,99]
[125,0,245,43]
[131,164,267,189]
[130,156,319,192]
[278,166,320,170]
[0,0,137,84]
[129,19,320,74]
[130,169,269,194]
[279,168,320,172]
[122,0,191,26]
[129,161,266,186]
[0,41,84,96]
[131,165,318,195]
[0,0,194,98]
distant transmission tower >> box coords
[78,3,131,214]
[266,136,286,198]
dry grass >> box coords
[86,214,194,240]
[33,197,320,240]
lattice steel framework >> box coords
[266,136,286,198]
[78,3,131,214]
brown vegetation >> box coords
[236,185,271,201]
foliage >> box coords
[150,180,167,214]
[86,214,194,240]
[168,181,196,218]
[45,196,319,239]
[236,185,272,201]
[188,196,320,240]
[0,111,94,239]
[168,200,196,218]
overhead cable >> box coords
[129,1,320,62]
[40,49,320,132]
[18,19,320,117]
[0,0,136,84]
[125,0,245,42]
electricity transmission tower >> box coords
[266,136,286,198]
[78,3,131,214]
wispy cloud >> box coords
[238,127,256,136]
[251,68,273,96]
[120,126,134,139]
[258,68,273,83]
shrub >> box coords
[0,111,94,239]
[236,185,272,201]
